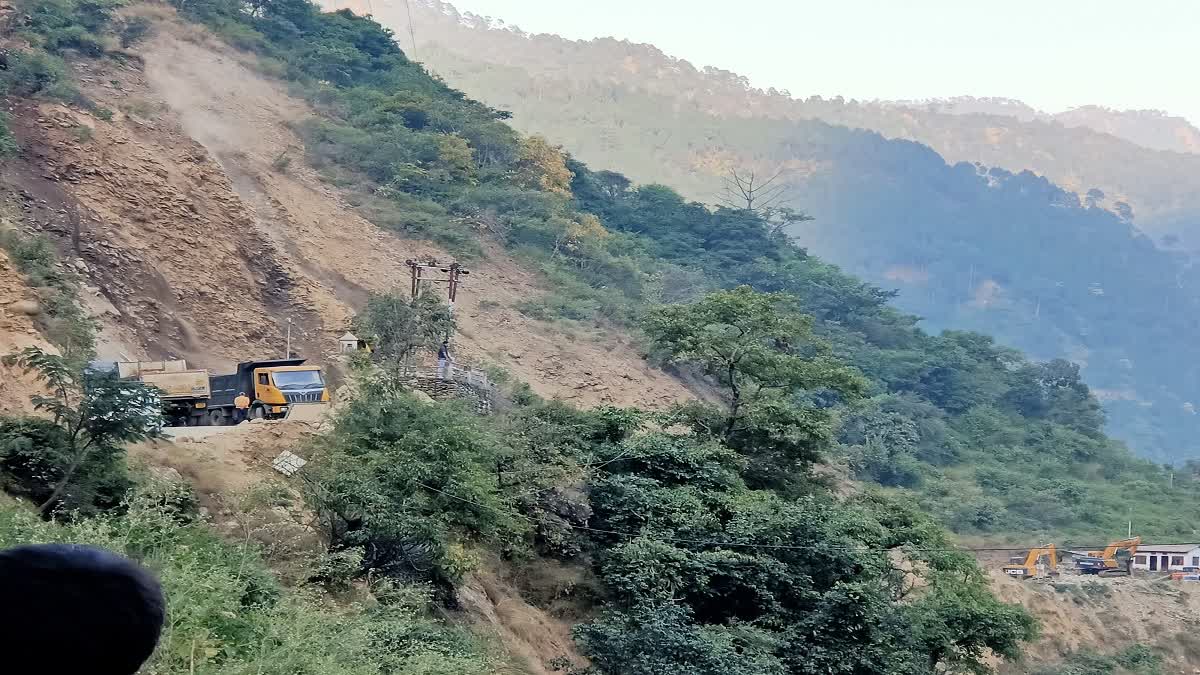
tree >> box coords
[353,289,454,374]
[642,287,864,480]
[761,205,814,238]
[576,602,786,675]
[582,438,1039,675]
[303,383,527,582]
[3,347,161,517]
[514,135,574,196]
[718,169,787,213]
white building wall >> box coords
[1131,547,1200,571]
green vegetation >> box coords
[396,9,1200,463]
[2,0,1195,671]
[0,349,504,674]
[295,334,1038,673]
[643,287,865,492]
[3,346,161,516]
[0,486,501,675]
[150,0,1200,540]
[576,419,1036,674]
[304,383,530,586]
[351,290,453,372]
[1031,644,1162,675]
[0,227,96,354]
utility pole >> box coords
[285,317,292,359]
[405,259,470,313]
[402,0,417,56]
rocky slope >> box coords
[0,249,53,413]
[0,8,693,409]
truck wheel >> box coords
[208,409,226,426]
[251,405,266,421]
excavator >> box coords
[1075,537,1140,577]
[1003,545,1060,579]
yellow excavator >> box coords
[1076,537,1140,577]
[1003,545,1060,579]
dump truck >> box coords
[119,358,329,426]
[206,358,329,424]
[117,360,211,426]
[1003,545,1060,579]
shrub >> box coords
[0,487,499,674]
[0,112,17,157]
[0,49,69,96]
[304,386,528,584]
[0,228,96,353]
[117,15,151,48]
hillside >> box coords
[335,0,1200,462]
[1,0,1199,672]
[890,96,1200,155]
[0,8,692,410]
[352,0,1200,245]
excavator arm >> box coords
[1078,537,1140,576]
[1003,545,1058,579]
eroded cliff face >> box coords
[0,9,694,409]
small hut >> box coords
[338,332,367,353]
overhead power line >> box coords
[414,480,1159,556]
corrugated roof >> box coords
[1135,544,1200,553]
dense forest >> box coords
[354,0,1200,463]
[0,0,1192,672]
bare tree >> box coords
[762,206,815,238]
[718,168,788,212]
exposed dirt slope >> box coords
[118,14,690,408]
[131,421,316,500]
[990,571,1200,672]
[0,10,694,407]
[0,250,54,413]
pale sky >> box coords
[441,0,1200,125]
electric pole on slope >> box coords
[406,259,470,315]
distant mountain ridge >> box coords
[344,0,1200,252]
[888,96,1200,155]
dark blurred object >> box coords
[0,543,165,675]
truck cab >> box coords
[252,364,329,417]
[207,358,330,422]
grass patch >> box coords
[1030,644,1162,675]
[0,226,95,355]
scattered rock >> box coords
[147,466,184,483]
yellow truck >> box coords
[118,360,210,426]
[120,358,329,426]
